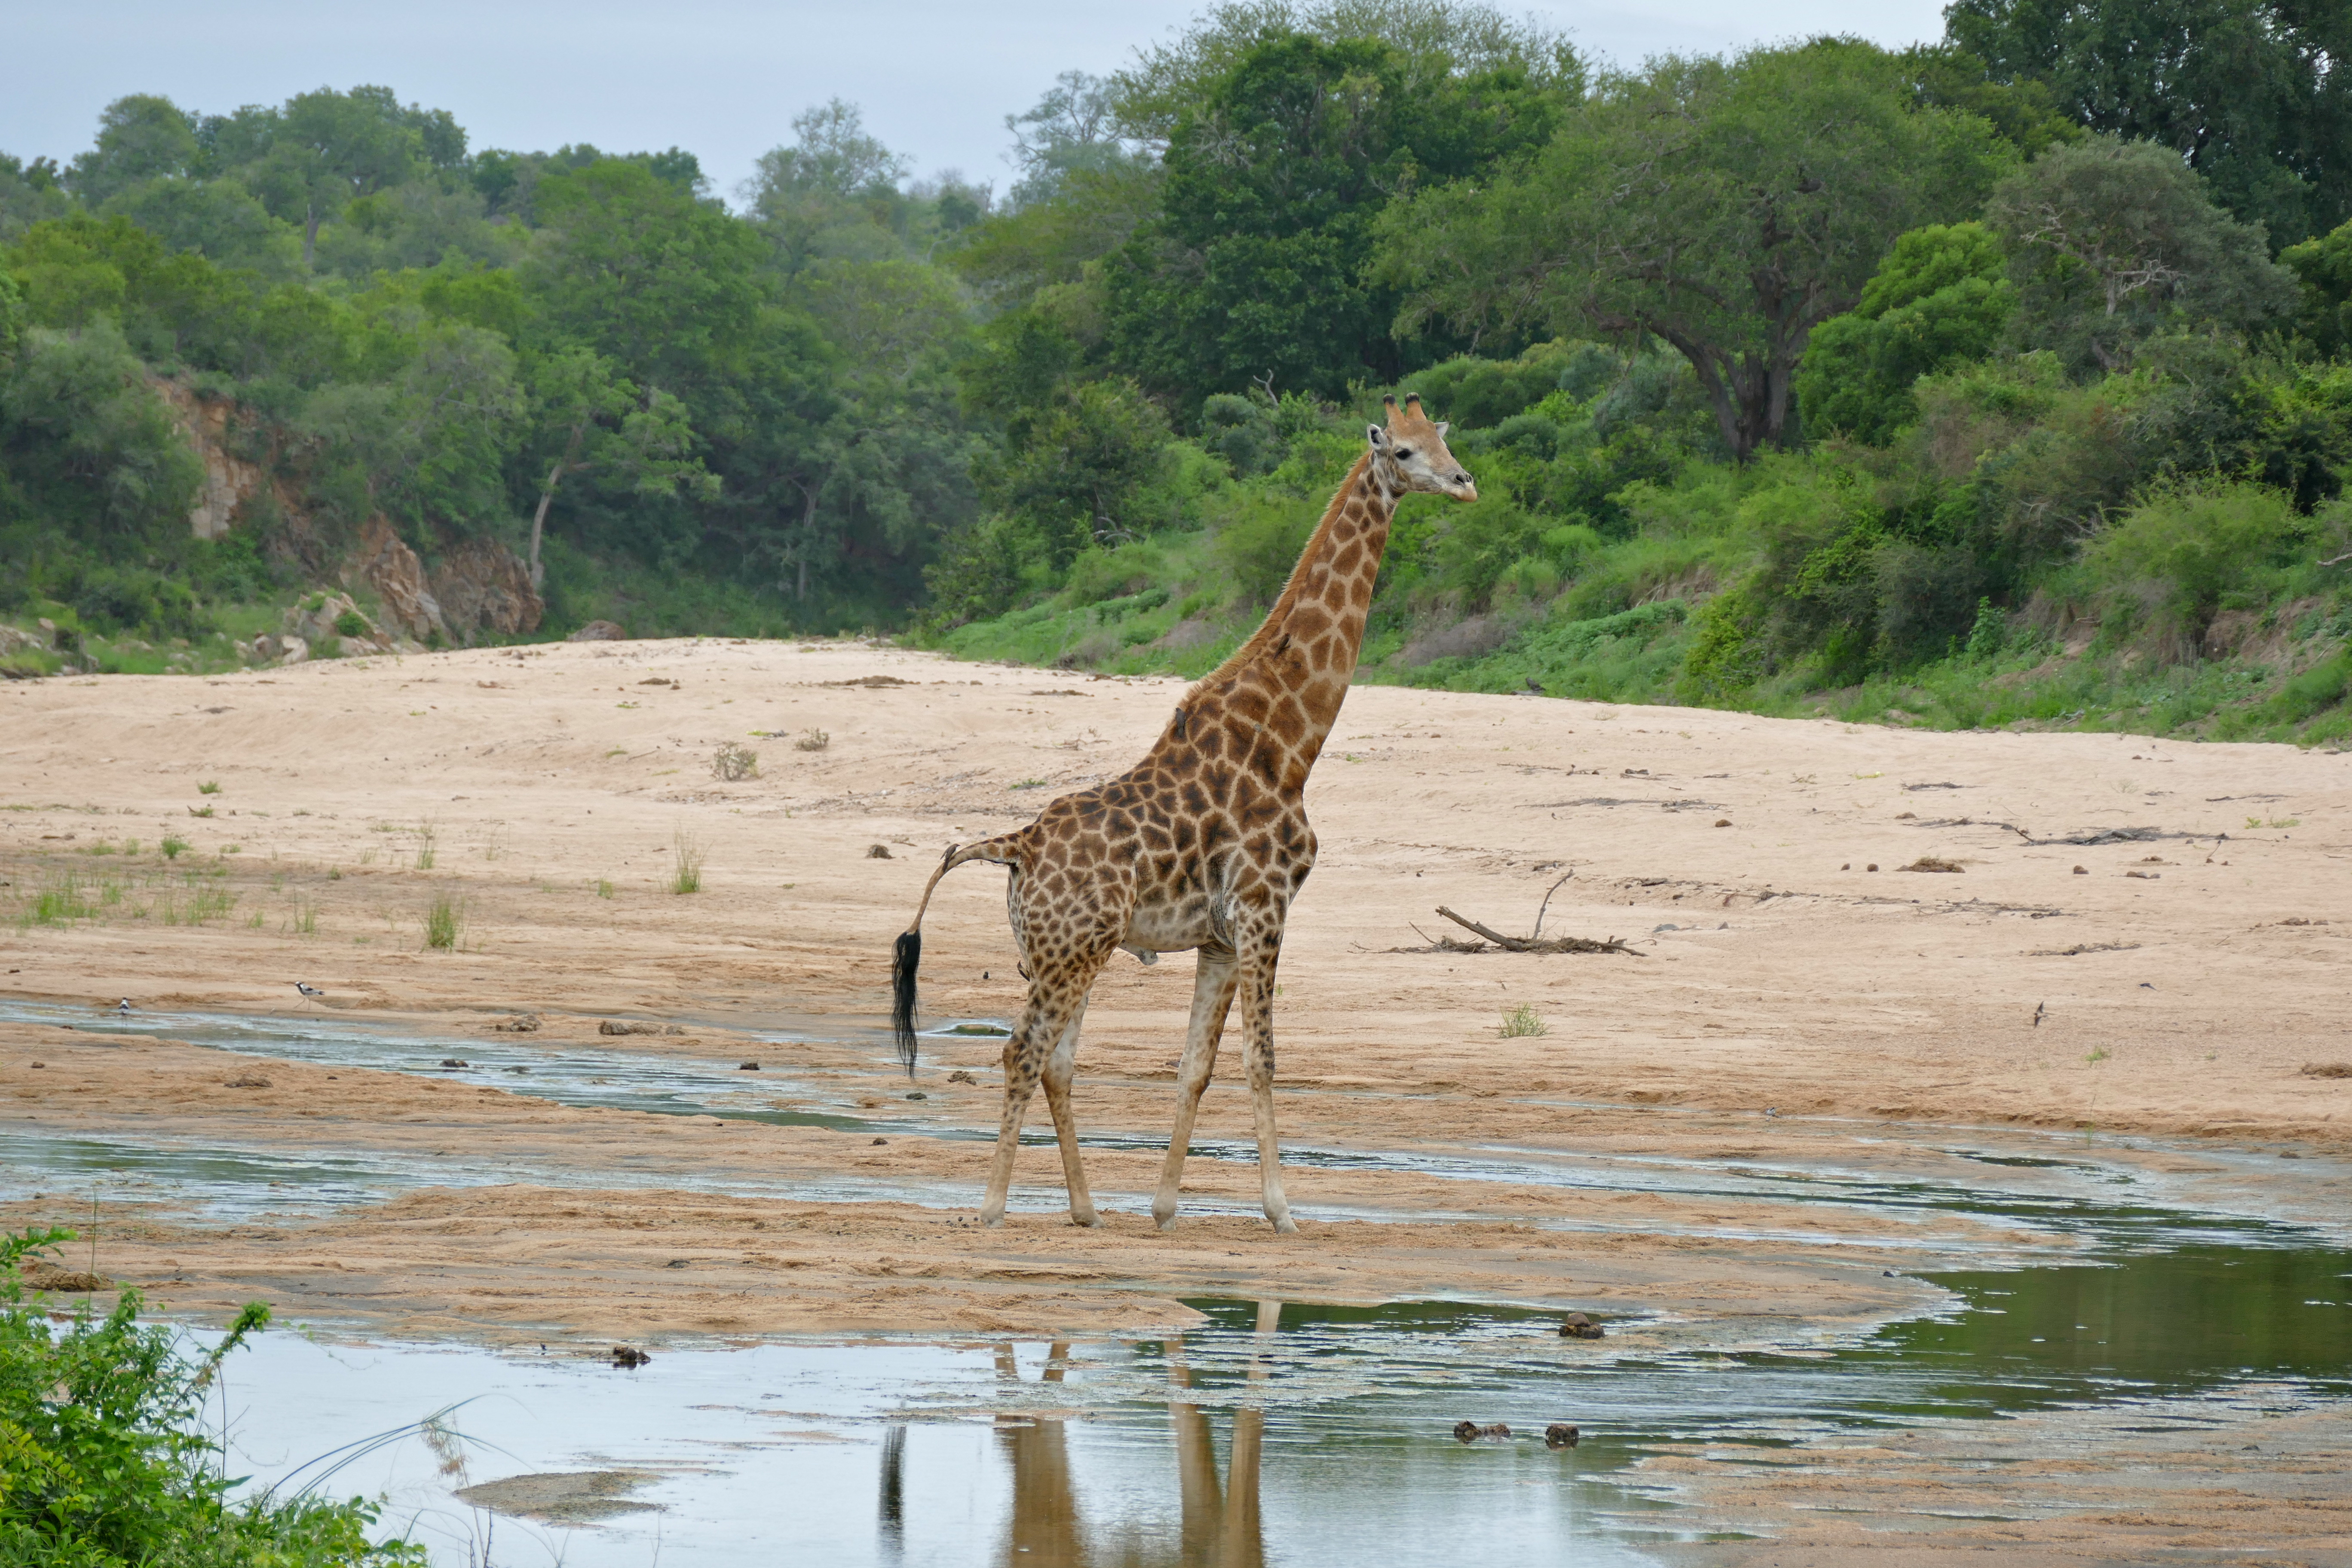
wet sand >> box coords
[5,637,2350,1560]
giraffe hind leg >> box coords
[1041,1002,1098,1226]
[979,965,1099,1227]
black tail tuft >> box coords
[891,929,922,1076]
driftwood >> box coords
[1433,906,1640,956]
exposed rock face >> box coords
[568,620,627,642]
[281,592,407,656]
[431,538,543,640]
[345,515,449,643]
[152,380,265,541]
[248,633,310,665]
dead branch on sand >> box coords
[1398,905,1642,956]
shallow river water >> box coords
[6,1001,2349,1564]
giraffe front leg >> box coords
[1237,933,1297,1235]
[1040,1004,1097,1227]
[1152,946,1238,1232]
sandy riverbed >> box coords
[3,637,2349,1559]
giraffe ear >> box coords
[1367,423,1391,450]
[1435,421,1449,438]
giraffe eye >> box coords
[1393,447,1414,459]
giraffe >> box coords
[893,393,1476,1233]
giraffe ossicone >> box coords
[893,393,1477,1233]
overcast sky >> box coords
[6,0,1951,203]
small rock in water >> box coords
[610,1344,651,1367]
[738,1061,761,1071]
[1544,1423,1580,1449]
[440,1058,470,1068]
[906,1091,927,1100]
[1558,1313,1605,1340]
[664,1259,689,1269]
[491,1013,541,1032]
[948,1070,977,1084]
[1453,1421,1511,1442]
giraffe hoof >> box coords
[1070,1210,1099,1228]
[1271,1216,1299,1236]
[1153,1215,1178,1234]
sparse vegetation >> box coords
[188,805,213,819]
[196,781,220,795]
[414,820,437,871]
[670,830,704,894]
[596,879,615,899]
[713,741,759,781]
[19,870,98,928]
[423,893,465,951]
[794,729,830,752]
[160,837,186,859]
[1500,1004,1549,1038]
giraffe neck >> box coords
[1191,453,1399,769]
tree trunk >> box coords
[527,422,589,591]
[797,484,819,602]
[303,204,321,270]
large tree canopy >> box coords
[1946,0,2352,244]
[1105,29,1567,414]
[1376,40,2012,459]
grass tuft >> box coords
[196,780,221,795]
[414,819,437,871]
[793,729,830,752]
[160,837,187,860]
[670,829,704,894]
[1500,1003,1550,1038]
[713,741,759,781]
[423,893,465,951]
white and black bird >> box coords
[294,982,325,1001]
[116,998,133,1014]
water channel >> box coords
[5,1000,2349,1563]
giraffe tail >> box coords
[892,836,1023,1075]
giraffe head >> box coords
[1368,393,1476,502]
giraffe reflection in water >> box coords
[878,1301,1279,1567]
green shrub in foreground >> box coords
[0,1227,420,1567]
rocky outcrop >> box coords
[152,380,267,540]
[430,538,543,640]
[568,620,627,642]
[344,515,449,643]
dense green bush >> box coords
[0,1227,420,1566]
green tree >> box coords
[1987,135,2298,374]
[0,322,202,538]
[1796,222,2017,442]
[1110,0,1582,143]
[233,86,429,266]
[64,95,200,206]
[1946,0,2352,244]
[979,377,1170,567]
[102,176,302,276]
[525,158,764,399]
[0,155,71,245]
[740,99,916,286]
[1380,40,2011,460]
[2280,215,2352,355]
[521,345,714,587]
[1107,30,1567,413]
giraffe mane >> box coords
[1193,451,1375,690]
